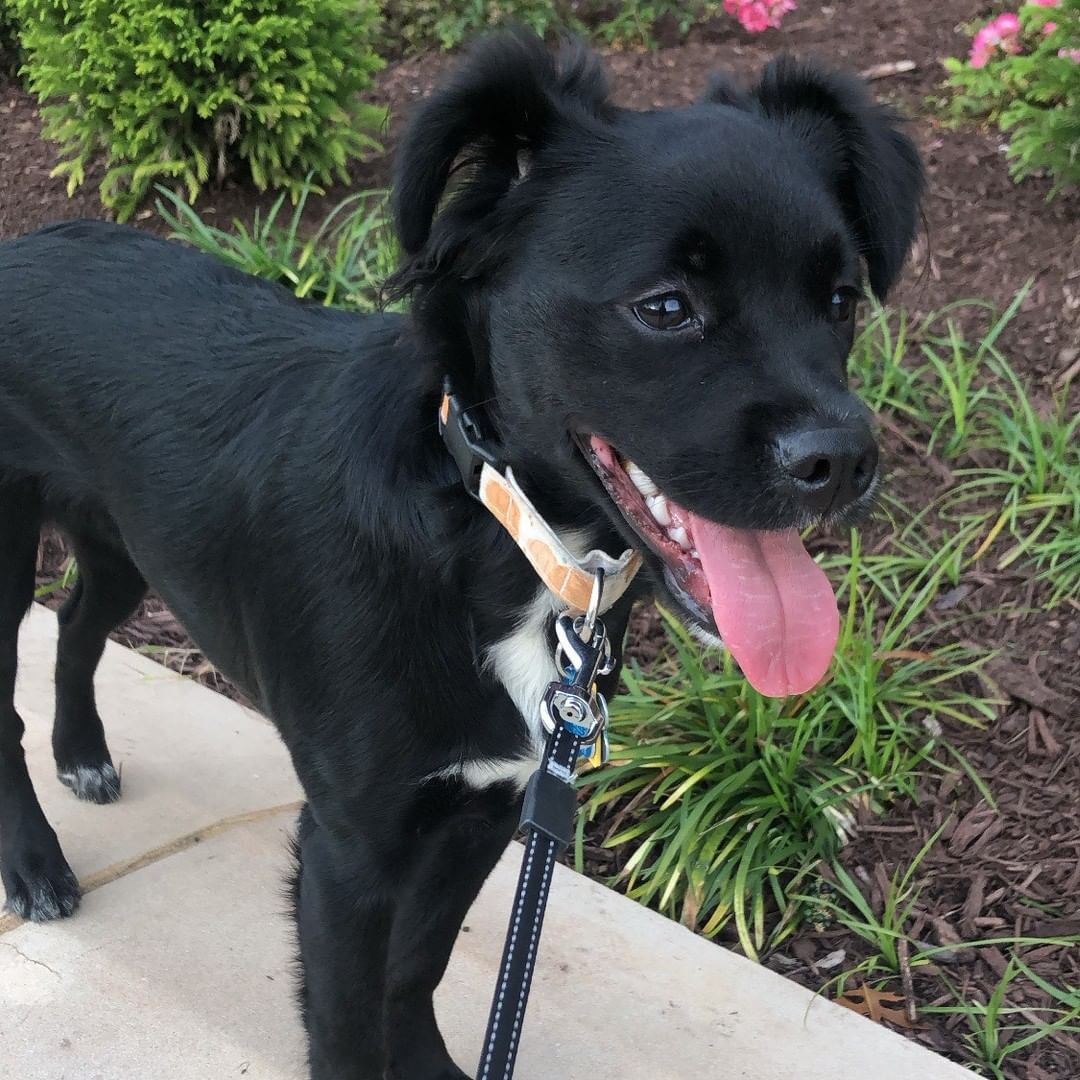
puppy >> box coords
[0,30,922,1080]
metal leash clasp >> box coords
[519,572,614,849]
[539,571,616,765]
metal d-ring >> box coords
[581,568,605,642]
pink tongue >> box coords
[688,516,840,697]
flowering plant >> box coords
[593,0,796,46]
[945,0,1080,194]
[723,0,797,33]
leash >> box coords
[438,383,632,1077]
[479,576,614,1080]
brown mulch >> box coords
[5,2,1079,1075]
[4,3,1078,380]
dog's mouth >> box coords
[578,434,840,698]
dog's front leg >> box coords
[293,803,397,1080]
[383,783,520,1080]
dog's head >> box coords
[389,31,924,697]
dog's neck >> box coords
[334,324,636,635]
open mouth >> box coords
[579,434,841,699]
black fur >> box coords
[0,31,922,1079]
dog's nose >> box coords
[775,425,878,515]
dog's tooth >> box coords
[669,526,691,550]
[647,495,671,527]
[627,461,658,497]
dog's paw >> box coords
[1,849,81,922]
[57,762,121,805]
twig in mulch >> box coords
[898,936,918,1026]
[1029,916,1080,938]
[1027,709,1063,757]
[980,945,1010,979]
[985,657,1073,721]
[961,872,986,936]
[860,60,918,81]
[1056,349,1080,389]
[875,413,955,484]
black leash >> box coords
[478,584,614,1080]
[437,384,627,1078]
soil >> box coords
[3,2,1079,1076]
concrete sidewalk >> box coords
[1,604,972,1079]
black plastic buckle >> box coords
[438,380,502,498]
[519,766,578,851]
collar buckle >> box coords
[438,379,642,615]
[438,381,501,499]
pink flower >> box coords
[724,0,797,33]
[969,11,1030,66]
[1060,47,1080,62]
[743,3,774,32]
[1028,0,1059,7]
[993,12,1023,51]
[1043,21,1058,33]
[970,25,999,67]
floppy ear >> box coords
[391,30,609,268]
[752,57,924,299]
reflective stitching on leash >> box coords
[503,838,556,1073]
[479,829,541,1079]
[499,721,571,1075]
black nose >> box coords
[775,425,878,515]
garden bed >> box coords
[4,1,1079,1075]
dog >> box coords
[0,30,923,1080]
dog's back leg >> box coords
[0,478,81,920]
[52,529,146,804]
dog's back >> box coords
[0,217,423,707]
[2,221,328,480]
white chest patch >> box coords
[429,529,597,792]
[425,586,558,792]
[485,585,561,755]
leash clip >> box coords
[539,593,615,758]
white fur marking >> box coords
[57,762,121,801]
[425,755,539,792]
[433,528,597,792]
[485,586,561,754]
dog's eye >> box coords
[633,292,693,331]
[828,288,858,323]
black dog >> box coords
[0,31,922,1080]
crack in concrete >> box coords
[0,800,303,937]
[0,940,61,977]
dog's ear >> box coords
[701,72,752,111]
[752,57,924,299]
[391,30,609,264]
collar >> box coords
[438,383,641,615]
